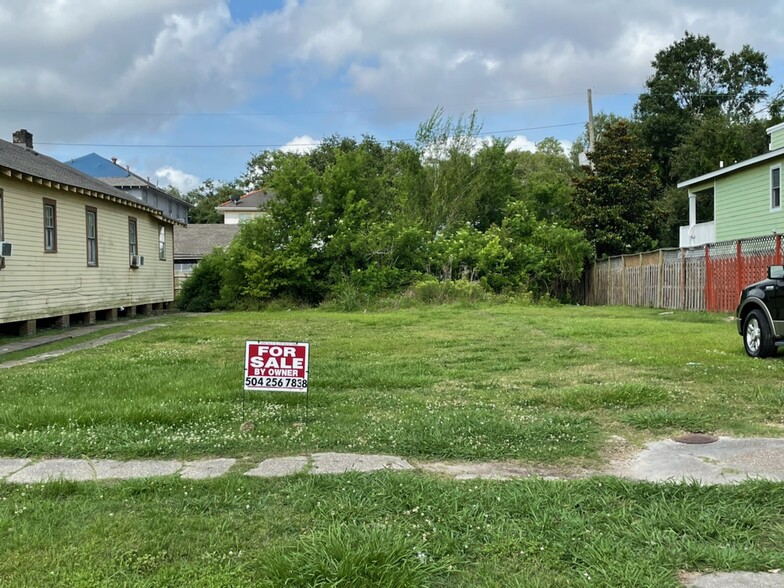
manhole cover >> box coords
[673,433,718,444]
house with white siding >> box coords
[216,189,275,224]
[0,130,179,336]
[678,123,784,248]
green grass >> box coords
[0,304,781,462]
[1,472,783,586]
[3,303,784,585]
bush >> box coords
[411,278,487,304]
[175,249,227,312]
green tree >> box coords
[414,108,483,231]
[635,32,774,180]
[184,179,243,224]
[572,120,663,257]
[512,147,577,223]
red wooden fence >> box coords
[585,234,783,313]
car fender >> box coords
[738,296,778,337]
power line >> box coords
[36,122,585,150]
[0,93,590,118]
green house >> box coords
[678,123,784,248]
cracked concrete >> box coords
[3,436,784,485]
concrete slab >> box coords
[245,456,308,478]
[683,571,784,587]
[181,458,236,480]
[7,459,102,483]
[612,437,784,484]
[311,452,414,475]
[90,459,182,480]
[0,324,168,369]
[5,458,182,484]
[0,458,31,479]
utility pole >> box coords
[587,88,596,170]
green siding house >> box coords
[678,122,784,248]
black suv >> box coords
[736,265,784,357]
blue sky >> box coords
[2,0,784,193]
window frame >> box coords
[772,164,781,211]
[158,224,166,260]
[43,198,57,253]
[128,217,138,258]
[86,206,98,267]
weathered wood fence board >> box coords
[585,234,784,312]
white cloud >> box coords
[155,166,201,192]
[280,135,320,154]
[1,0,783,146]
[506,136,537,153]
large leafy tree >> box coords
[635,32,774,181]
[572,120,663,258]
[183,179,243,224]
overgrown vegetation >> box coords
[178,32,784,313]
[178,113,593,310]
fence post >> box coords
[705,246,712,312]
[736,240,743,300]
[680,249,686,310]
[776,233,782,266]
[657,249,664,308]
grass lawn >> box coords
[0,303,781,462]
[2,303,784,585]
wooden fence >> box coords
[585,234,783,312]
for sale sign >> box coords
[244,341,309,392]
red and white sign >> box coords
[244,341,309,392]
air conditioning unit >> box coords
[130,254,141,268]
[0,241,12,257]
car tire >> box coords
[744,309,777,358]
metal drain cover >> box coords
[673,433,718,444]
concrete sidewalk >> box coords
[3,437,784,485]
[0,316,162,356]
[4,441,784,588]
[0,323,168,368]
[0,453,413,483]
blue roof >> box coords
[64,153,130,179]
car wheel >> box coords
[744,309,776,358]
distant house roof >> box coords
[217,189,276,211]
[65,152,192,209]
[0,138,176,223]
[64,152,129,177]
[173,224,240,260]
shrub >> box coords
[411,278,487,304]
[175,249,228,312]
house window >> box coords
[86,206,98,266]
[129,217,138,257]
[772,166,781,210]
[43,198,57,252]
[158,225,166,260]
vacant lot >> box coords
[1,304,781,462]
[2,304,784,586]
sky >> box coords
[3,0,784,193]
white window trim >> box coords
[158,225,166,260]
[771,164,782,212]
